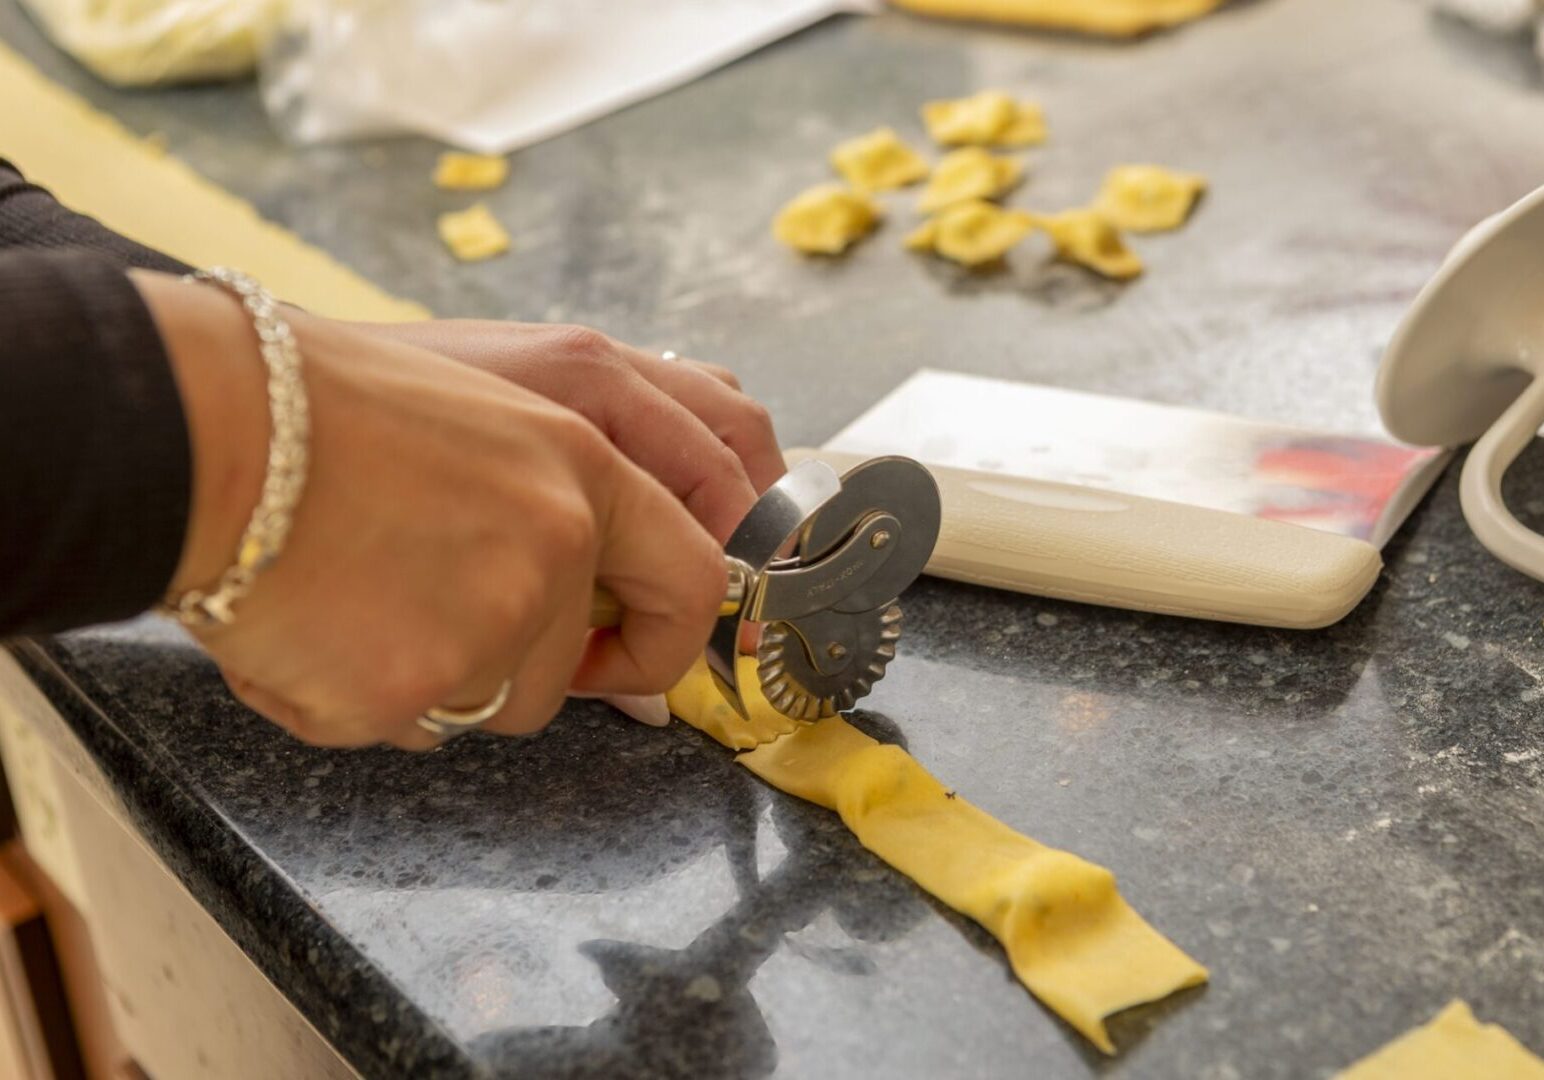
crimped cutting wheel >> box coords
[743,456,939,718]
[705,455,939,720]
[757,604,904,719]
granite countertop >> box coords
[5,0,1544,1075]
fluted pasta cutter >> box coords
[592,457,942,719]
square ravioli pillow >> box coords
[773,183,883,254]
[922,90,1047,147]
[918,147,1024,213]
[830,127,931,192]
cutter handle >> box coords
[591,558,753,629]
[590,587,625,629]
[788,449,1383,630]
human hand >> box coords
[358,320,785,543]
[135,272,726,749]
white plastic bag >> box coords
[258,0,874,153]
[17,0,289,85]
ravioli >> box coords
[1032,208,1143,279]
[1093,164,1207,232]
[433,152,510,192]
[772,183,883,254]
[906,200,1035,266]
[830,127,931,192]
[918,147,1023,213]
[922,90,1047,147]
[437,203,511,262]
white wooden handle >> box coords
[791,449,1383,629]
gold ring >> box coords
[416,679,512,738]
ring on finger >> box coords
[416,679,513,739]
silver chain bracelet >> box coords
[159,268,310,627]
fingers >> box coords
[625,349,786,496]
[365,321,783,536]
[590,693,671,727]
[388,722,448,753]
[223,671,307,733]
[223,668,425,749]
[481,586,592,738]
[580,359,760,544]
[572,456,725,697]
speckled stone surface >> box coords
[4,0,1544,1076]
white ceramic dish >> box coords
[1377,183,1544,579]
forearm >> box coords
[129,270,268,599]
[0,159,190,273]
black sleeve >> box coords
[1,164,194,635]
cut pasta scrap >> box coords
[1335,1001,1544,1079]
[830,127,931,192]
[921,89,1047,147]
[433,152,510,192]
[888,0,1227,38]
[664,659,1209,1055]
[918,147,1023,213]
[773,183,883,254]
[906,200,1035,266]
[437,203,511,262]
[1094,164,1207,232]
[1032,208,1143,279]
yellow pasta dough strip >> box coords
[1336,1001,1544,1079]
[665,657,802,751]
[667,658,1208,1054]
[888,0,1226,37]
[0,39,428,321]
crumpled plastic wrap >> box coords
[16,0,288,85]
[257,0,872,152]
[17,0,872,148]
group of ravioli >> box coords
[771,89,1206,280]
